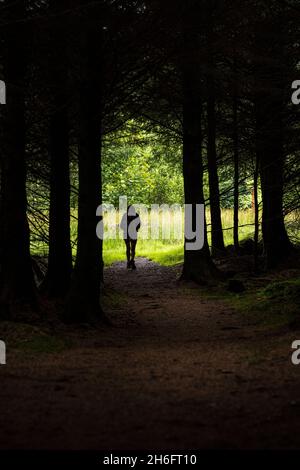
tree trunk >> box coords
[180,9,220,284]
[254,12,292,269]
[233,72,239,252]
[206,7,225,257]
[253,154,260,271]
[42,0,72,298]
[0,1,36,318]
[45,108,72,297]
[207,82,225,257]
[65,9,103,322]
[256,100,292,268]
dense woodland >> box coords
[0,0,299,322]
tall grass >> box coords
[31,208,299,267]
[103,208,256,266]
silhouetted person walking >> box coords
[120,206,141,269]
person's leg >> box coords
[124,239,131,268]
[130,240,137,269]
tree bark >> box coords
[180,5,220,284]
[253,154,260,271]
[42,0,72,298]
[206,7,225,257]
[0,1,36,318]
[233,65,239,252]
[207,81,225,257]
[254,11,292,269]
[65,7,103,322]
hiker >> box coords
[120,206,141,270]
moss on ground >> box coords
[182,277,300,330]
[13,335,71,354]
[0,322,72,354]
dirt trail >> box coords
[0,258,300,450]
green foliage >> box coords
[102,125,184,206]
[28,121,298,263]
[217,161,258,210]
[102,127,258,210]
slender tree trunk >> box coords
[45,108,72,297]
[253,154,260,271]
[42,1,72,298]
[254,13,292,269]
[256,99,292,268]
[233,72,239,252]
[180,9,220,284]
[207,84,225,257]
[0,1,36,318]
[206,7,225,257]
[99,162,104,284]
[65,9,103,322]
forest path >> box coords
[1,258,300,450]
